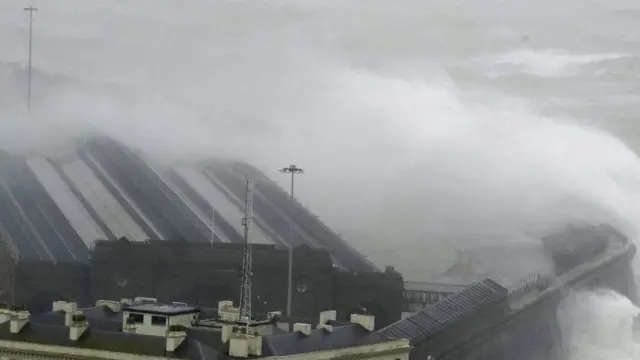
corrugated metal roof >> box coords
[0,136,376,272]
[380,278,507,345]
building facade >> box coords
[0,298,411,360]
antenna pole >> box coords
[278,164,304,317]
[239,180,254,329]
[24,5,38,111]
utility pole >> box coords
[238,180,254,331]
[279,164,304,317]
[24,5,38,111]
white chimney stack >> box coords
[229,334,249,358]
[318,310,337,328]
[221,324,234,343]
[350,313,375,332]
[229,333,263,358]
[10,311,29,334]
[248,335,263,356]
[218,300,240,322]
[166,325,187,353]
[52,301,79,326]
[69,312,89,341]
[52,301,78,314]
[293,323,312,336]
[0,308,10,324]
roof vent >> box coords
[293,323,312,336]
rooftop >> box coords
[0,300,399,359]
[261,323,390,357]
[124,303,200,316]
[0,321,227,360]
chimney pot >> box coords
[0,309,10,324]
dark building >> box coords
[91,240,402,329]
[0,135,401,327]
[13,260,89,313]
[2,240,402,329]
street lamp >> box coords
[24,5,38,111]
[279,164,304,317]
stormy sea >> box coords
[1,1,640,358]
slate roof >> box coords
[261,323,391,357]
[379,278,507,345]
[31,305,122,331]
[0,136,376,272]
[0,321,219,359]
[4,305,396,360]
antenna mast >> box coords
[239,180,254,328]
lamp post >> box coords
[279,164,304,317]
[24,5,38,111]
